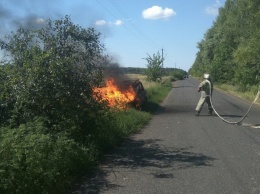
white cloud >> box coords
[114,20,123,26]
[95,20,106,26]
[142,6,176,20]
[205,0,222,16]
[35,18,45,24]
[96,19,123,26]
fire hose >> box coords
[205,80,260,125]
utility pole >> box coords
[161,48,164,67]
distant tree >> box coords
[145,51,164,82]
[120,67,146,75]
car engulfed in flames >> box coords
[92,78,147,110]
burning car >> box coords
[93,78,147,110]
[123,79,147,109]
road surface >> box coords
[73,77,260,194]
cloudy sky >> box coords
[0,0,225,71]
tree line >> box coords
[189,0,260,92]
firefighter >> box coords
[195,73,213,116]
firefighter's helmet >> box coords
[204,73,210,79]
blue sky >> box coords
[0,0,225,71]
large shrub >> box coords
[0,16,105,129]
[0,118,96,194]
[0,16,109,192]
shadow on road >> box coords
[72,139,215,194]
[159,106,194,114]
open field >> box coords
[125,74,172,89]
[125,74,155,89]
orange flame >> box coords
[93,78,136,109]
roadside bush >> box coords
[0,16,104,128]
[170,71,185,81]
[0,118,96,194]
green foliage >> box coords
[0,65,13,125]
[233,29,260,90]
[0,118,96,194]
[0,16,104,128]
[95,109,150,152]
[113,108,151,135]
[190,0,260,91]
[144,51,164,82]
[83,107,151,154]
[147,80,172,103]
[169,69,186,81]
[143,79,172,112]
[0,16,107,193]
[120,67,146,74]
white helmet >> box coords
[204,73,210,79]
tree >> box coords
[145,51,164,82]
[190,0,260,90]
[0,16,106,134]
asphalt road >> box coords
[73,77,260,194]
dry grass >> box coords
[125,74,173,89]
[125,74,156,89]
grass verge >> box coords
[143,79,173,113]
[215,84,260,105]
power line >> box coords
[95,0,145,45]
[95,0,161,49]
[108,0,162,48]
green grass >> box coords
[215,84,260,105]
[143,78,173,113]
